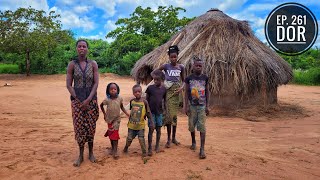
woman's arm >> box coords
[174,65,185,94]
[66,61,77,100]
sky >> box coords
[1,0,319,46]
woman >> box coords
[66,39,99,167]
[153,45,185,148]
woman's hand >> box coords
[80,98,90,110]
[174,86,184,94]
[75,97,81,102]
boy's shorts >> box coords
[127,129,145,140]
[188,105,206,133]
[148,114,163,127]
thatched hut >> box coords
[131,9,293,108]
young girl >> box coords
[100,82,129,159]
[153,45,185,148]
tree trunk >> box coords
[26,49,30,76]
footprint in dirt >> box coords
[2,112,14,116]
[24,129,38,135]
[96,157,109,166]
[5,161,19,170]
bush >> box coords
[293,68,320,85]
[0,64,20,74]
[116,52,143,75]
[99,67,114,73]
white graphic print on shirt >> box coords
[167,69,181,77]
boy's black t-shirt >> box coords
[145,84,167,115]
[185,74,208,106]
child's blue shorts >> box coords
[148,114,163,127]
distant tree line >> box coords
[0,6,319,84]
[0,6,193,75]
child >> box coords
[184,57,209,159]
[100,82,129,159]
[146,70,167,156]
[153,45,185,148]
[123,84,154,157]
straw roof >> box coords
[131,9,293,97]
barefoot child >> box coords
[146,70,167,156]
[100,82,129,159]
[184,57,209,159]
[123,84,154,157]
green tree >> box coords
[0,7,69,76]
[86,39,109,68]
[280,48,320,70]
[106,6,194,74]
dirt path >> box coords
[0,74,319,180]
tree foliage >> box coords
[280,48,320,70]
[0,7,71,75]
[0,5,319,85]
[105,6,194,74]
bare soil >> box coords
[0,74,319,180]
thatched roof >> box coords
[131,9,293,96]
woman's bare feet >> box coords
[165,141,171,148]
[89,153,96,163]
[190,143,196,150]
[73,156,83,167]
[155,145,160,153]
[172,139,180,145]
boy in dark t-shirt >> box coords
[184,57,209,159]
[146,70,167,156]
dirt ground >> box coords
[0,73,319,180]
